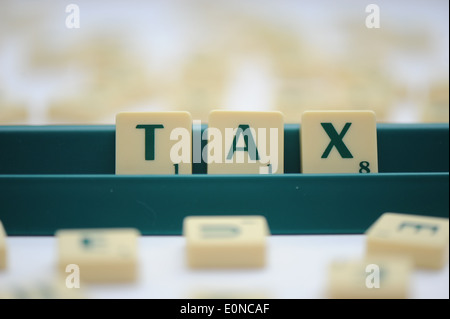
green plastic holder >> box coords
[0,123,448,236]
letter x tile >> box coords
[301,110,378,173]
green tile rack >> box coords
[0,123,448,235]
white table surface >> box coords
[0,234,448,299]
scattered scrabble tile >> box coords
[207,110,284,174]
[327,257,412,299]
[366,213,449,269]
[0,220,6,270]
[170,53,228,122]
[183,216,269,268]
[56,228,140,282]
[46,38,156,123]
[48,92,122,123]
[0,291,15,299]
[301,110,378,173]
[422,81,449,123]
[190,290,270,299]
[0,280,86,299]
[0,101,28,124]
[116,112,192,174]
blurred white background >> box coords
[0,0,448,124]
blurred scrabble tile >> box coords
[0,220,6,270]
[207,110,284,174]
[422,81,449,123]
[183,215,269,268]
[190,290,270,299]
[116,112,192,174]
[171,85,224,122]
[0,102,28,124]
[366,213,449,269]
[179,53,228,86]
[328,257,412,299]
[0,291,15,299]
[0,280,86,299]
[46,37,156,124]
[56,228,140,282]
[169,53,228,122]
[49,90,123,123]
[301,110,378,173]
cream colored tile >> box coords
[327,257,412,299]
[0,291,15,299]
[56,228,140,283]
[366,213,449,269]
[189,290,270,299]
[0,103,28,124]
[207,110,284,174]
[183,216,269,268]
[301,110,378,173]
[422,81,449,123]
[0,279,86,299]
[0,220,6,270]
[116,112,192,174]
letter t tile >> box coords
[116,112,192,174]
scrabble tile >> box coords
[0,102,28,124]
[0,220,6,270]
[366,213,449,269]
[56,228,140,282]
[0,291,15,299]
[170,53,228,122]
[116,112,192,174]
[0,280,86,299]
[301,110,378,173]
[327,257,412,299]
[207,110,284,174]
[190,290,270,299]
[183,216,269,268]
[422,81,449,123]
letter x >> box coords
[321,123,353,158]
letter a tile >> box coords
[116,112,192,174]
[327,257,412,299]
[301,110,378,173]
[207,110,284,174]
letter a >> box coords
[65,4,80,29]
[65,264,80,288]
[227,125,260,161]
[365,264,380,289]
[365,4,380,29]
